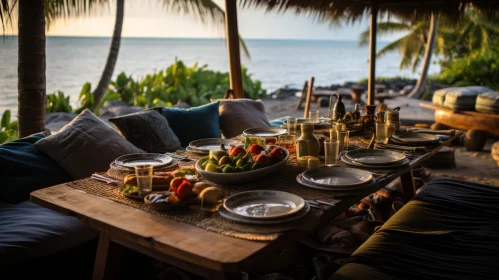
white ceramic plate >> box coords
[189,138,240,153]
[243,127,287,137]
[114,153,173,170]
[296,174,375,194]
[341,154,410,169]
[223,190,305,220]
[392,132,439,143]
[219,202,310,225]
[302,166,373,187]
[345,149,406,165]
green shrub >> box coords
[46,91,73,113]
[0,110,18,144]
[436,47,499,90]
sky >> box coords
[6,0,403,41]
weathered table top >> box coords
[30,131,461,277]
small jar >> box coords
[386,110,401,131]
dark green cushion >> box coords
[332,178,499,280]
[158,102,221,147]
[109,110,181,153]
[0,133,71,204]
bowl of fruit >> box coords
[195,144,290,185]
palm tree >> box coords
[2,0,251,135]
[17,0,47,137]
[92,0,251,109]
[360,11,499,99]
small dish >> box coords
[189,138,240,153]
[144,191,198,211]
[118,185,144,201]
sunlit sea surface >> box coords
[0,36,439,116]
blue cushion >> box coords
[0,133,71,204]
[159,102,221,147]
[0,201,96,265]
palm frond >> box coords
[44,0,110,28]
[411,43,425,73]
[159,0,250,59]
[376,36,406,58]
[0,0,16,33]
[359,21,410,46]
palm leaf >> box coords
[0,0,15,33]
[159,0,250,59]
[376,36,406,58]
[359,21,410,46]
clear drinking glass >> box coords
[134,165,153,196]
[277,135,296,153]
[324,140,339,165]
[376,123,389,144]
[337,131,350,154]
[296,139,310,168]
[287,117,298,135]
[309,111,320,124]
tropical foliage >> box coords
[432,46,499,90]
[0,110,18,144]
[361,10,499,90]
[46,59,266,114]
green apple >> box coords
[205,162,219,173]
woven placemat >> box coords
[67,155,383,241]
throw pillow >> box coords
[0,133,71,204]
[217,99,271,138]
[35,109,144,179]
[109,110,181,153]
[157,102,221,147]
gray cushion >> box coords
[35,109,144,179]
[109,110,181,153]
[217,99,271,138]
[443,86,493,111]
[432,87,458,107]
[0,201,97,266]
[476,91,499,114]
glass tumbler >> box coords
[309,111,320,124]
[287,117,298,135]
[337,131,350,154]
[324,140,339,165]
[277,135,296,153]
[376,123,389,144]
[134,165,153,196]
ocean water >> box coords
[0,36,439,116]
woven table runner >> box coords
[67,155,384,241]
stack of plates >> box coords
[219,191,310,225]
[110,153,177,172]
[341,149,409,169]
[187,138,241,155]
[391,132,440,146]
[296,166,375,192]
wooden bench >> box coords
[420,103,499,151]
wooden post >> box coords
[225,0,244,99]
[303,77,315,119]
[295,80,309,109]
[367,5,378,106]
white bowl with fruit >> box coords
[195,144,290,185]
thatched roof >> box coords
[241,0,499,22]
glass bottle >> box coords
[332,94,346,121]
[352,103,361,121]
[297,123,320,157]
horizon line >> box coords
[2,34,386,43]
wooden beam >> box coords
[225,0,244,99]
[303,77,315,119]
[367,5,378,106]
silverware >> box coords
[91,174,118,185]
[315,200,336,207]
[305,199,336,208]
[164,153,196,162]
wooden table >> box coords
[30,131,461,280]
